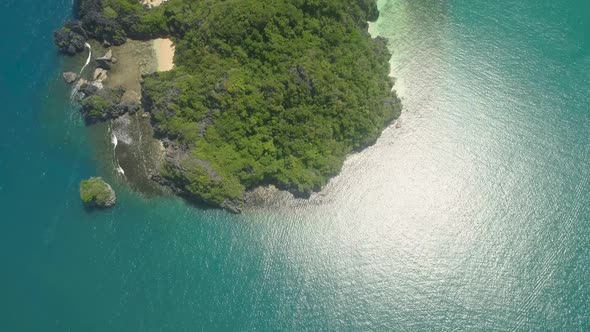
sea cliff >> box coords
[55,0,401,213]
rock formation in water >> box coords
[80,177,116,208]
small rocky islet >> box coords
[56,0,402,213]
[80,177,116,208]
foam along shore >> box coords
[153,38,175,72]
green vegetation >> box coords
[75,0,401,209]
[80,177,116,207]
[81,95,110,118]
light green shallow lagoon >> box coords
[1,0,589,330]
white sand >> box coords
[141,0,168,7]
[153,38,175,72]
[141,1,174,71]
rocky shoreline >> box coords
[55,0,401,214]
[64,47,140,124]
[60,40,287,214]
[58,28,169,206]
[53,0,244,213]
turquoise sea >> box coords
[1,0,589,330]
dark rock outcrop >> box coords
[78,83,140,123]
[78,0,128,46]
[96,49,115,70]
[116,101,142,116]
[54,21,88,55]
[54,0,133,51]
[96,59,111,70]
[77,80,99,97]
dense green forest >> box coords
[62,0,401,211]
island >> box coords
[80,177,117,208]
[56,0,401,213]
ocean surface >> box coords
[1,0,589,330]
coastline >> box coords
[55,0,398,213]
[153,38,175,72]
[77,39,166,196]
[106,40,166,195]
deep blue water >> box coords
[1,0,589,330]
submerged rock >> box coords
[79,177,116,208]
[62,72,78,84]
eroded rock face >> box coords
[147,140,243,214]
[63,72,78,84]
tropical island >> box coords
[55,0,401,213]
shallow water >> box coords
[1,0,589,330]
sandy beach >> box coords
[153,38,175,72]
[141,0,168,7]
[142,1,174,71]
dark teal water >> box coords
[1,0,589,330]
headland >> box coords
[54,0,401,213]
